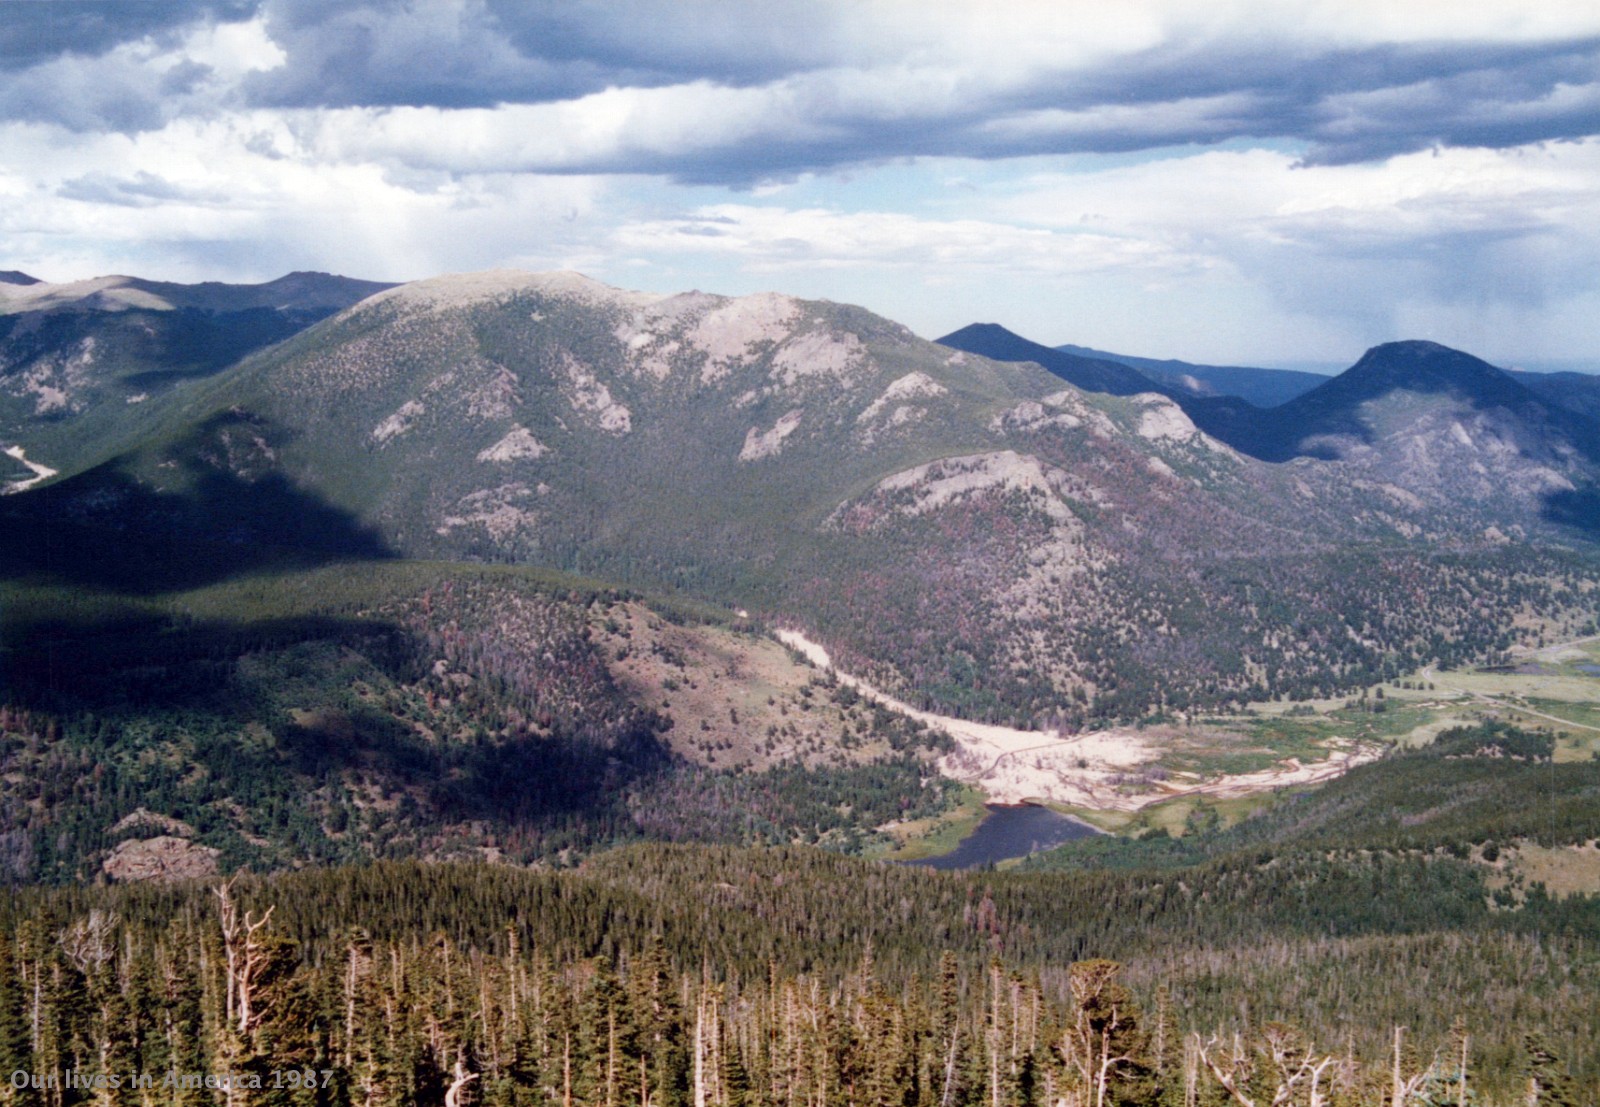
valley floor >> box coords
[777,626,1384,813]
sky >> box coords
[3,1,1600,370]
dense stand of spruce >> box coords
[0,830,1594,1107]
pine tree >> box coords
[0,937,37,1107]
[1523,1033,1580,1107]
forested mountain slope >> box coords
[0,561,956,883]
[2,749,1596,1107]
[0,271,394,478]
[6,271,1600,729]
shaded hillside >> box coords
[1055,340,1328,406]
[937,322,1167,396]
[1515,366,1600,426]
[0,560,957,881]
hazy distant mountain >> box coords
[1054,342,1327,407]
[1511,368,1600,426]
[0,270,394,316]
[1198,339,1594,458]
[8,271,1599,729]
[0,271,40,286]
[939,324,1599,524]
[936,323,1168,397]
[0,270,395,473]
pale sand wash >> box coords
[2,445,57,493]
[775,627,1382,811]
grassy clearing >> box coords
[1482,841,1600,900]
[1037,791,1280,838]
[1143,707,1396,779]
[1022,633,1600,842]
[595,599,939,772]
[1153,719,1332,777]
[1524,697,1600,730]
[872,786,989,861]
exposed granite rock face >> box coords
[102,836,220,883]
[111,807,198,837]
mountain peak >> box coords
[361,269,665,315]
[1339,340,1525,405]
[936,322,1168,398]
[0,270,41,286]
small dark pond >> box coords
[1575,663,1600,676]
[914,804,1101,870]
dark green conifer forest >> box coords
[4,715,1600,1107]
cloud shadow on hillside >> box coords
[0,429,394,595]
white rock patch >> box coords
[689,292,801,383]
[873,451,1074,522]
[373,400,424,443]
[991,399,1084,434]
[437,484,538,540]
[613,291,719,379]
[857,372,947,423]
[1134,395,1200,442]
[771,330,866,387]
[560,353,632,434]
[740,409,804,461]
[477,426,549,463]
[2,445,57,494]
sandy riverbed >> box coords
[775,627,1381,811]
[2,445,57,493]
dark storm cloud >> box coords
[4,0,1599,180]
[0,1,256,131]
[242,0,833,109]
[0,1,257,69]
[238,0,600,109]
[244,3,1600,181]
[1293,45,1600,164]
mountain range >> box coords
[941,321,1600,533]
[5,268,1599,727]
[1052,341,1330,406]
[3,265,1599,1097]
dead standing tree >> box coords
[1056,960,1143,1107]
[213,876,276,1036]
[1194,1024,1337,1107]
[445,1054,480,1107]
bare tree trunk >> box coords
[1184,1036,1198,1107]
[988,965,1001,1107]
[940,1023,960,1107]
[444,1056,479,1107]
[694,993,707,1107]
[563,1030,573,1107]
[1392,1027,1404,1107]
[213,878,274,1035]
